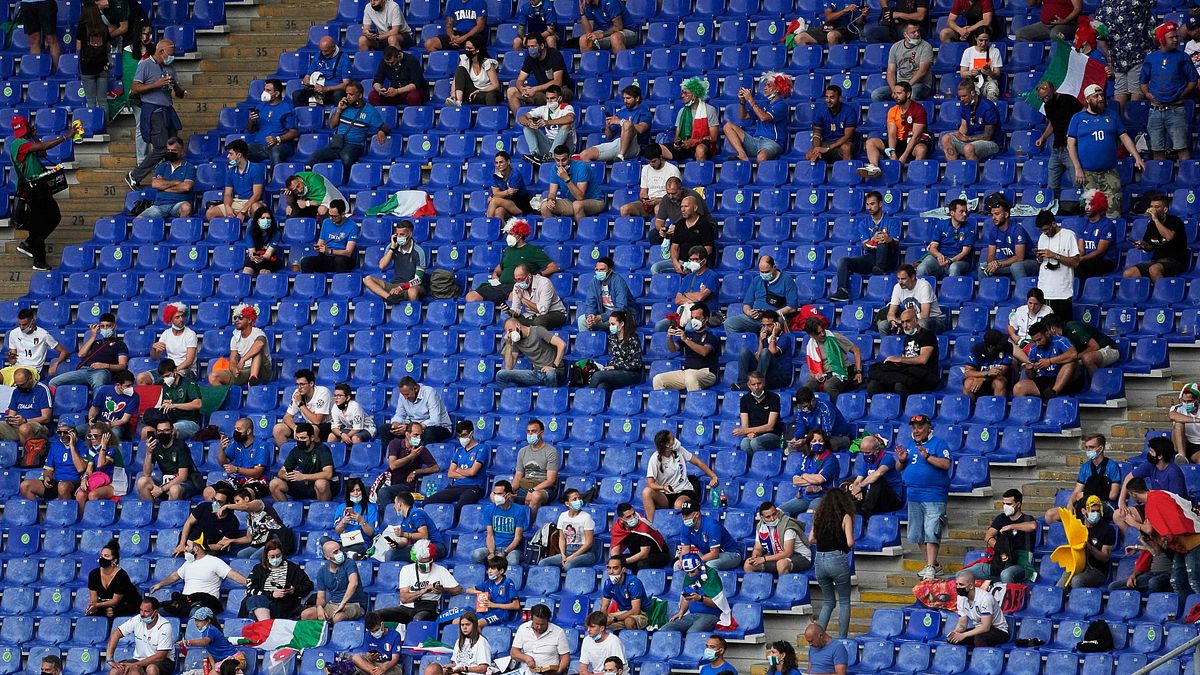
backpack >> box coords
[429,270,460,299]
[568,360,599,387]
[1076,619,1114,653]
[1082,458,1114,504]
[79,35,109,74]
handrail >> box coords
[1132,631,1200,675]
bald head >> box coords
[318,36,337,56]
[155,39,175,61]
[956,570,976,585]
[804,623,830,647]
[860,434,880,454]
[322,540,341,560]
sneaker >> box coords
[444,97,460,106]
[715,617,740,632]
[917,564,936,580]
[15,241,32,259]
[522,152,543,165]
[31,261,50,271]
[829,289,850,302]
[930,563,944,578]
[124,171,137,190]
[856,164,882,178]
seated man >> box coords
[375,421,440,502]
[3,308,68,385]
[867,308,941,397]
[599,555,648,631]
[352,613,403,675]
[246,79,298,165]
[471,479,531,565]
[387,376,454,443]
[653,303,720,391]
[877,264,946,335]
[423,0,486,52]
[136,419,205,501]
[1012,320,1082,400]
[364,220,427,303]
[654,246,719,331]
[1075,189,1120,280]
[505,33,574,114]
[663,77,719,162]
[369,45,428,106]
[377,540,463,623]
[1124,192,1190,281]
[577,0,640,53]
[938,0,995,43]
[790,388,853,450]
[960,489,1037,583]
[962,329,1013,398]
[722,72,791,162]
[651,177,709,245]
[736,310,794,391]
[505,263,568,329]
[283,171,346,219]
[510,605,570,675]
[1061,495,1115,588]
[831,191,898,301]
[0,367,51,446]
[47,313,128,390]
[271,368,332,448]
[1043,314,1120,376]
[651,194,716,275]
[496,317,568,389]
[299,200,359,273]
[143,359,202,441]
[807,84,859,162]
[610,502,671,569]
[744,500,812,574]
[359,0,414,50]
[140,137,195,220]
[486,150,535,219]
[513,420,560,521]
[980,195,1037,280]
[517,85,576,165]
[1014,0,1079,41]
[268,422,338,502]
[939,79,1001,162]
[466,219,558,303]
[731,372,783,454]
[580,85,651,163]
[858,82,930,177]
[539,144,605,221]
[291,36,351,107]
[309,82,389,181]
[793,0,869,45]
[512,0,559,49]
[301,541,367,623]
[847,434,906,519]
[618,144,679,218]
[947,570,1010,646]
[724,255,800,333]
[800,316,862,402]
[209,304,272,386]
[869,23,933,101]
[203,417,271,500]
[104,599,177,675]
[204,140,264,222]
[19,425,83,501]
[578,257,636,331]
[915,198,975,278]
[678,502,742,570]
[424,420,490,512]
[138,302,198,385]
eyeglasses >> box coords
[85,434,100,440]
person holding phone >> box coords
[20,421,84,501]
[73,421,126,508]
[242,539,312,620]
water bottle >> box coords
[710,487,721,508]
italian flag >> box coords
[686,571,733,626]
[234,620,328,650]
[1021,39,1108,112]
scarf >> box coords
[805,333,847,380]
[678,101,711,143]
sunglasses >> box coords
[85,434,101,440]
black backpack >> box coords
[1082,458,1114,504]
[1076,619,1114,653]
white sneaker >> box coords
[856,164,882,178]
[917,564,935,580]
[930,563,944,578]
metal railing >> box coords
[1133,631,1200,675]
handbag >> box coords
[339,530,365,547]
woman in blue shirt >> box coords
[332,477,379,557]
[181,606,244,672]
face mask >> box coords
[1087,511,1101,525]
[569,499,583,511]
[458,436,471,448]
[759,271,773,281]
[751,390,765,399]
[350,495,362,504]
[156,432,173,445]
[417,562,432,573]
[762,517,779,528]
[98,557,113,568]
[683,261,700,272]
[257,218,272,230]
[141,614,155,624]
[164,152,180,162]
[487,570,501,580]
[259,90,273,103]
[509,330,522,343]
[904,37,919,47]
[119,386,134,397]
[184,551,195,563]
[269,556,283,567]
[99,328,114,339]
[591,633,605,642]
[491,494,506,506]
[331,552,345,565]
[371,628,386,639]
[232,431,248,444]
[683,517,697,528]
[228,159,238,168]
[515,281,530,290]
[528,47,542,59]
[547,101,560,112]
[396,236,409,246]
[608,573,622,584]
[703,648,718,662]
[505,234,519,247]
[162,375,176,387]
[410,436,422,447]
[903,326,918,336]
[163,55,175,66]
[20,325,34,334]
[609,324,619,335]
[1002,504,1016,517]
[688,318,704,332]
[526,433,540,445]
[1183,402,1198,415]
[955,586,968,597]
[624,516,639,527]
[1148,454,1159,466]
[768,656,779,668]
[595,271,608,282]
[1085,450,1099,461]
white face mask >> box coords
[458,436,471,448]
[682,261,700,272]
[259,90,273,103]
[608,573,622,584]
[491,494,506,506]
[688,318,704,332]
[903,326,919,336]
[505,234,519,247]
[184,550,195,563]
[162,375,177,387]
[509,329,522,343]
[1002,504,1016,517]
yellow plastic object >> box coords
[1049,507,1087,586]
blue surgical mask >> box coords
[396,237,409,246]
[1086,450,1099,461]
[99,328,114,339]
[591,632,605,642]
[350,495,362,504]
[526,433,539,445]
[141,614,155,624]
[569,499,584,511]
[228,159,238,168]
[163,55,175,66]
[332,552,345,565]
[703,648,718,661]
[371,628,386,639]
[257,218,271,230]
[595,271,608,282]
[608,324,619,335]
[760,271,773,281]
[410,436,422,447]
[515,281,530,290]
[1087,511,1101,525]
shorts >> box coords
[516,477,558,501]
[662,489,699,506]
[473,281,514,303]
[594,29,640,50]
[740,134,783,159]
[286,477,340,500]
[1134,258,1186,278]
[380,279,426,296]
[20,1,57,35]
[1113,63,1143,96]
[223,358,272,386]
[1148,106,1189,152]
[802,23,842,42]
[230,198,252,214]
[591,137,641,161]
[907,500,946,545]
[611,612,649,628]
[896,135,931,157]
[141,201,189,220]
[1032,373,1082,395]
[431,33,488,50]
[122,661,175,675]
[1095,345,1120,367]
[947,136,1000,160]
[319,602,364,620]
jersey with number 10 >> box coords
[1067,109,1125,172]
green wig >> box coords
[681,76,709,101]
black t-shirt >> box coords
[1144,215,1189,266]
[678,330,720,372]
[887,0,930,26]
[671,215,717,265]
[988,512,1035,554]
[1044,93,1083,149]
[1085,521,1116,572]
[521,48,574,90]
[901,328,939,380]
[189,502,243,543]
[740,391,782,434]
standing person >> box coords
[1095,0,1155,114]
[126,40,184,190]
[1034,81,1084,197]
[78,0,112,111]
[1067,84,1146,217]
[8,115,69,271]
[722,72,792,162]
[1033,210,1080,320]
[960,489,1038,583]
[808,489,855,638]
[641,429,719,519]
[897,414,952,579]
[804,624,849,675]
[947,570,1010,646]
[104,598,176,675]
[20,0,61,71]
[1124,192,1190,282]
[246,79,298,164]
[538,488,596,569]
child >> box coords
[466,555,520,628]
[179,607,244,672]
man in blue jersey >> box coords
[580,85,652,163]
[1141,21,1197,161]
[980,195,1037,279]
[1067,83,1145,217]
[831,190,898,301]
[246,79,297,165]
[425,0,487,52]
[1014,320,1082,400]
[723,71,792,162]
[578,0,639,53]
[310,82,389,182]
[807,84,859,163]
[897,414,951,579]
[804,623,849,674]
[940,79,1001,161]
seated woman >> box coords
[241,539,313,620]
[241,205,284,276]
[588,310,644,391]
[538,488,597,569]
[73,421,126,511]
[447,36,501,106]
[422,610,493,675]
[85,537,142,618]
[641,429,719,520]
[219,487,296,559]
[331,477,379,558]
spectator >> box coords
[735,311,794,391]
[807,85,859,162]
[765,641,801,675]
[328,384,376,446]
[135,418,203,501]
[496,317,567,389]
[204,140,264,222]
[1034,81,1084,196]
[642,429,718,518]
[1033,210,1080,319]
[803,624,849,675]
[731,373,784,454]
[517,85,576,166]
[506,33,574,114]
[830,190,899,301]
[140,358,202,442]
[651,194,716,275]
[178,609,243,673]
[938,0,994,43]
[1142,22,1196,160]
[793,0,869,46]
[371,45,428,106]
[173,485,243,557]
[941,79,1001,160]
[513,0,559,49]
[140,137,195,220]
[859,82,930,176]
[1111,530,1173,593]
[871,23,933,102]
[1063,496,1116,588]
[1016,0,1079,40]
[20,424,85,501]
[425,0,487,52]
[299,199,359,273]
[653,303,720,392]
[1075,189,1120,280]
[540,144,606,221]
[579,611,625,675]
[789,388,852,451]
[948,570,1010,645]
[246,79,298,164]
[48,312,128,390]
[467,219,559,302]
[1007,288,1052,345]
[847,434,906,519]
[506,263,568,328]
[915,198,976,278]
[725,255,800,333]
[151,534,247,618]
[355,612,405,675]
[600,555,649,630]
[300,541,367,623]
[723,72,792,162]
[125,40,183,190]
[963,328,1014,398]
[382,490,449,563]
[1043,314,1120,377]
[1175,383,1200,461]
[611,502,671,569]
[271,368,332,447]
[375,421,439,502]
[702,637,737,675]
[507,421,557,519]
[1115,440,1186,533]
[745,501,813,574]
[487,151,535,218]
[1068,84,1145,217]
[137,302,198,385]
[878,264,945,334]
[359,0,413,50]
[808,489,855,638]
[1124,192,1190,281]
[664,77,719,162]
[583,310,644,391]
[780,429,842,516]
[662,554,736,633]
[654,247,719,331]
[364,220,427,303]
[86,538,142,619]
[268,422,338,502]
[539,488,597,568]
[105,598,176,675]
[388,376,453,443]
[447,36,499,106]
[980,196,1037,280]
[1183,16,1200,74]
[330,477,379,558]
[72,421,126,509]
[578,0,639,53]
[866,0,929,42]
[424,420,489,513]
[957,29,1002,100]
[1014,320,1083,400]
[0,367,51,445]
[581,85,651,162]
[424,611,493,674]
[220,487,294,560]
[651,177,709,245]
[1044,434,1121,525]
[471,480,530,565]
[3,308,68,385]
[800,317,862,402]
[510,604,570,675]
[310,82,389,182]
[377,539,463,623]
[292,36,350,107]
[619,145,679,218]
[867,308,941,397]
[283,171,346,219]
[78,0,109,109]
[578,258,636,331]
[961,489,1038,583]
[209,304,271,386]
[897,414,952,579]
[678,501,742,570]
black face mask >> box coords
[232,431,248,444]
[164,152,180,162]
[98,557,113,568]
[955,587,969,597]
[156,432,173,445]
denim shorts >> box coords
[741,134,783,159]
[907,500,946,544]
[1148,106,1189,151]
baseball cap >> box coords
[679,501,700,516]
[11,115,28,138]
[1083,84,1104,99]
[908,414,932,426]
[191,606,215,621]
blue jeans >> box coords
[522,127,576,158]
[1047,146,1074,192]
[650,259,678,274]
[736,347,791,390]
[173,420,200,442]
[310,135,366,180]
[740,433,781,455]
[237,545,265,560]
[139,202,187,220]
[836,244,899,294]
[723,313,764,333]
[706,550,743,571]
[247,141,296,165]
[495,367,561,389]
[815,550,852,638]
[1148,105,1189,152]
[961,561,1027,584]
[660,612,719,633]
[907,501,947,545]
[48,368,111,390]
[916,255,972,278]
[1173,545,1200,596]
[981,259,1038,280]
[540,548,597,569]
[740,134,782,159]
[781,494,822,517]
[588,369,641,391]
[471,547,522,566]
[871,82,931,102]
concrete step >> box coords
[248,17,326,31]
[219,45,292,59]
[859,590,916,605]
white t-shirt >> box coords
[363,0,403,32]
[556,509,595,555]
[580,632,625,673]
[331,400,377,436]
[512,621,570,669]
[959,45,1003,72]
[1171,402,1200,444]
[397,562,459,606]
[1186,40,1200,76]
[286,384,333,417]
[451,635,493,670]
[640,162,681,200]
[6,326,60,369]
[157,326,199,374]
[1036,227,1080,300]
[179,555,232,597]
[1008,304,1052,341]
[956,589,1008,634]
[889,278,944,319]
[117,615,177,661]
[527,102,575,143]
[646,445,694,493]
[754,522,812,558]
[458,54,499,90]
[230,327,270,363]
